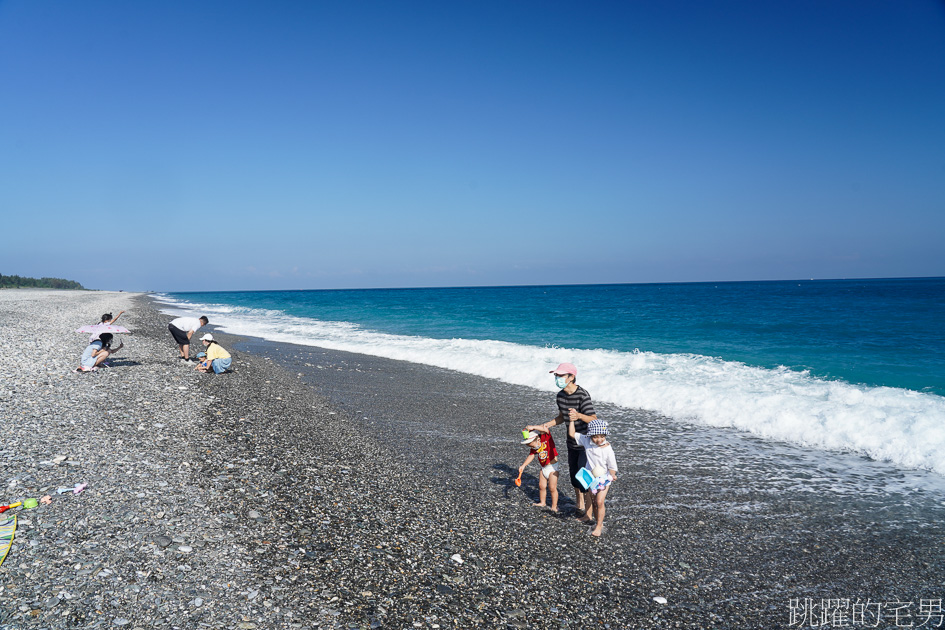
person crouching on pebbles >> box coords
[88,310,125,342]
[195,334,231,374]
[78,333,122,372]
[536,363,598,518]
[168,315,208,362]
[568,418,617,537]
[518,427,560,512]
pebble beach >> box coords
[1,289,943,630]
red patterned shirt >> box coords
[530,433,559,466]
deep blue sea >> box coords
[158,277,945,476]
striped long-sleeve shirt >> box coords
[556,385,597,450]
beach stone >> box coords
[1,289,942,630]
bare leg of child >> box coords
[590,486,609,536]
[535,473,548,507]
[548,471,559,512]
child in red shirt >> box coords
[518,427,560,512]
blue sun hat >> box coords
[586,419,609,436]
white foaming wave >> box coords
[155,295,945,476]
[152,294,287,319]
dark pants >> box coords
[168,324,189,345]
[567,447,588,489]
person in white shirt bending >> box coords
[167,315,208,362]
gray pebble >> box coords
[1,289,939,630]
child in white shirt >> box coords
[568,417,617,537]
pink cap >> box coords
[550,362,577,376]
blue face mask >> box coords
[555,375,569,389]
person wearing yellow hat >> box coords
[517,428,560,512]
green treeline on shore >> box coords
[0,274,85,290]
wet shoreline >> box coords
[1,289,941,629]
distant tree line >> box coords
[0,274,85,290]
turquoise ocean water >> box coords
[157,277,945,476]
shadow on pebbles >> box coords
[2,290,941,629]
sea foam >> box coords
[155,294,945,476]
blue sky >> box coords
[1,1,943,291]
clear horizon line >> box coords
[146,274,945,295]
